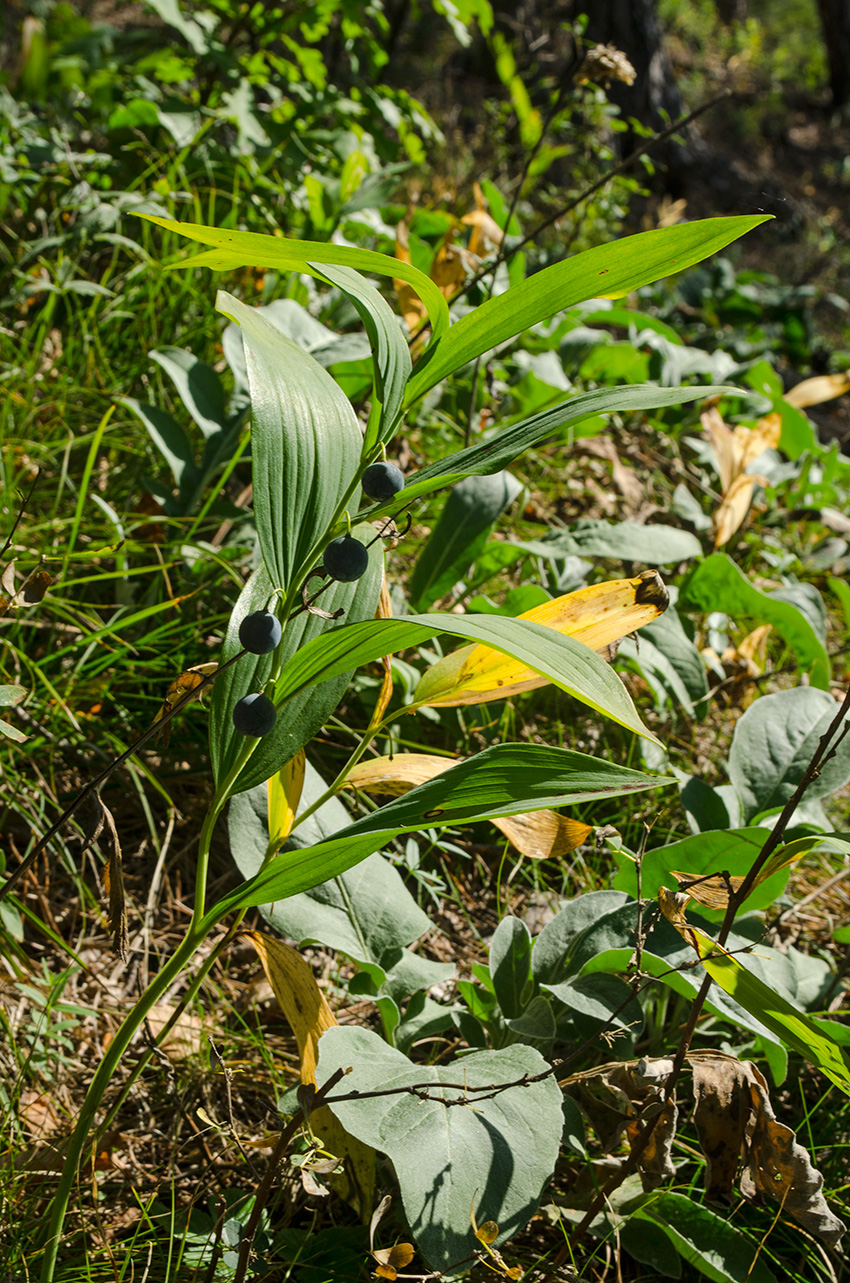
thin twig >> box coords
[457,91,734,305]
[232,1069,346,1283]
[568,681,850,1244]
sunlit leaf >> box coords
[346,755,592,859]
[413,572,668,707]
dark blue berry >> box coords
[323,535,369,582]
[362,461,405,502]
[239,610,282,654]
[233,692,277,737]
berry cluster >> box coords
[231,462,406,737]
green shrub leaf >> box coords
[316,1027,563,1271]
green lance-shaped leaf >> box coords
[637,1192,778,1283]
[404,215,771,403]
[694,931,850,1096]
[409,472,522,611]
[358,383,744,520]
[216,292,363,593]
[210,527,383,793]
[206,744,673,920]
[312,263,411,450]
[679,553,830,689]
[138,214,450,344]
[316,1027,563,1273]
[269,611,660,743]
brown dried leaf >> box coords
[628,1099,678,1190]
[462,208,505,254]
[714,473,757,547]
[577,43,637,86]
[658,886,697,946]
[742,1062,845,1246]
[153,663,217,746]
[691,1055,751,1205]
[603,1058,677,1191]
[670,871,744,910]
[20,568,52,605]
[704,408,780,546]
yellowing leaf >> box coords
[413,572,668,708]
[784,371,850,408]
[372,1242,416,1278]
[713,473,759,549]
[267,750,306,850]
[462,209,504,254]
[246,931,375,1218]
[247,932,336,1084]
[345,755,592,859]
[703,407,780,547]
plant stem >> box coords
[289,710,399,833]
[39,924,206,1283]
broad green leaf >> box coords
[207,745,673,921]
[139,214,450,343]
[535,897,786,1064]
[149,346,228,439]
[640,609,709,717]
[229,764,444,991]
[316,1027,563,1271]
[272,610,660,742]
[728,687,850,821]
[532,891,631,985]
[412,573,667,707]
[528,520,702,565]
[613,828,791,914]
[313,263,411,449]
[405,216,771,402]
[679,554,830,687]
[694,932,850,1095]
[216,291,362,592]
[640,1192,777,1283]
[489,916,533,1019]
[543,973,643,1037]
[409,472,522,611]
[121,397,198,489]
[363,384,746,515]
[619,1214,682,1279]
[210,526,383,792]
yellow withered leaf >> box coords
[246,932,375,1218]
[267,750,306,851]
[346,755,592,860]
[247,933,336,1084]
[412,571,668,708]
[703,407,780,547]
[784,371,850,408]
